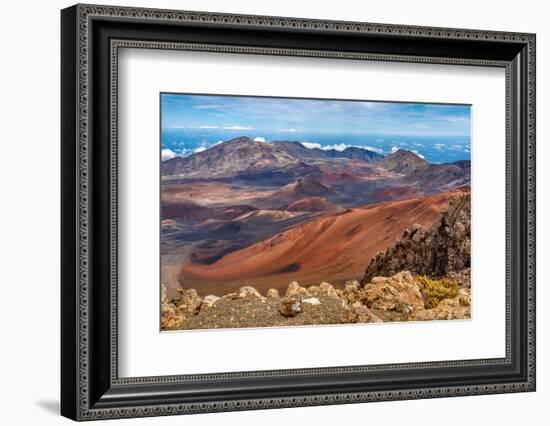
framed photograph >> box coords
[61,4,536,421]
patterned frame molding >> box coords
[109,41,512,385]
[61,4,536,421]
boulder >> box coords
[266,288,280,299]
[279,297,303,317]
[285,281,307,298]
[343,279,363,304]
[414,296,470,321]
[363,271,425,321]
[350,302,383,323]
[161,304,184,330]
[306,285,320,296]
[202,295,220,309]
[238,286,264,299]
[319,282,338,298]
[175,288,202,314]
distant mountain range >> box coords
[162,137,385,179]
[323,146,385,162]
[161,136,470,197]
[270,140,384,162]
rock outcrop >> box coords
[161,270,470,331]
[363,271,425,321]
[414,287,471,321]
[361,193,471,286]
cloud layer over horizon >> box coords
[161,93,471,164]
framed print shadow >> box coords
[61,4,536,421]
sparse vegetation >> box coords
[416,275,460,309]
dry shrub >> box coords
[416,276,460,309]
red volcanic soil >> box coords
[271,177,333,200]
[161,181,273,206]
[178,189,469,295]
[319,171,361,185]
[286,197,338,212]
[162,201,257,221]
[368,185,424,203]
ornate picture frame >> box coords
[61,4,535,420]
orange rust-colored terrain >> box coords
[178,189,467,295]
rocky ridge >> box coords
[361,192,471,285]
[162,270,470,330]
[162,137,387,178]
[161,136,301,178]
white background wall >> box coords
[0,0,547,424]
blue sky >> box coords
[161,93,471,163]
[162,93,470,136]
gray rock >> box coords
[202,295,220,308]
[361,194,471,285]
[279,298,303,317]
[302,297,321,306]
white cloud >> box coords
[223,125,252,130]
[278,128,297,132]
[412,149,425,159]
[413,143,423,147]
[433,143,445,150]
[390,146,399,153]
[300,142,384,155]
[323,143,350,152]
[194,146,207,153]
[198,125,218,129]
[254,136,266,142]
[193,104,224,110]
[161,149,177,160]
[301,141,322,149]
[450,144,470,151]
[362,146,385,155]
[447,117,467,122]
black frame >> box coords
[61,4,536,421]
